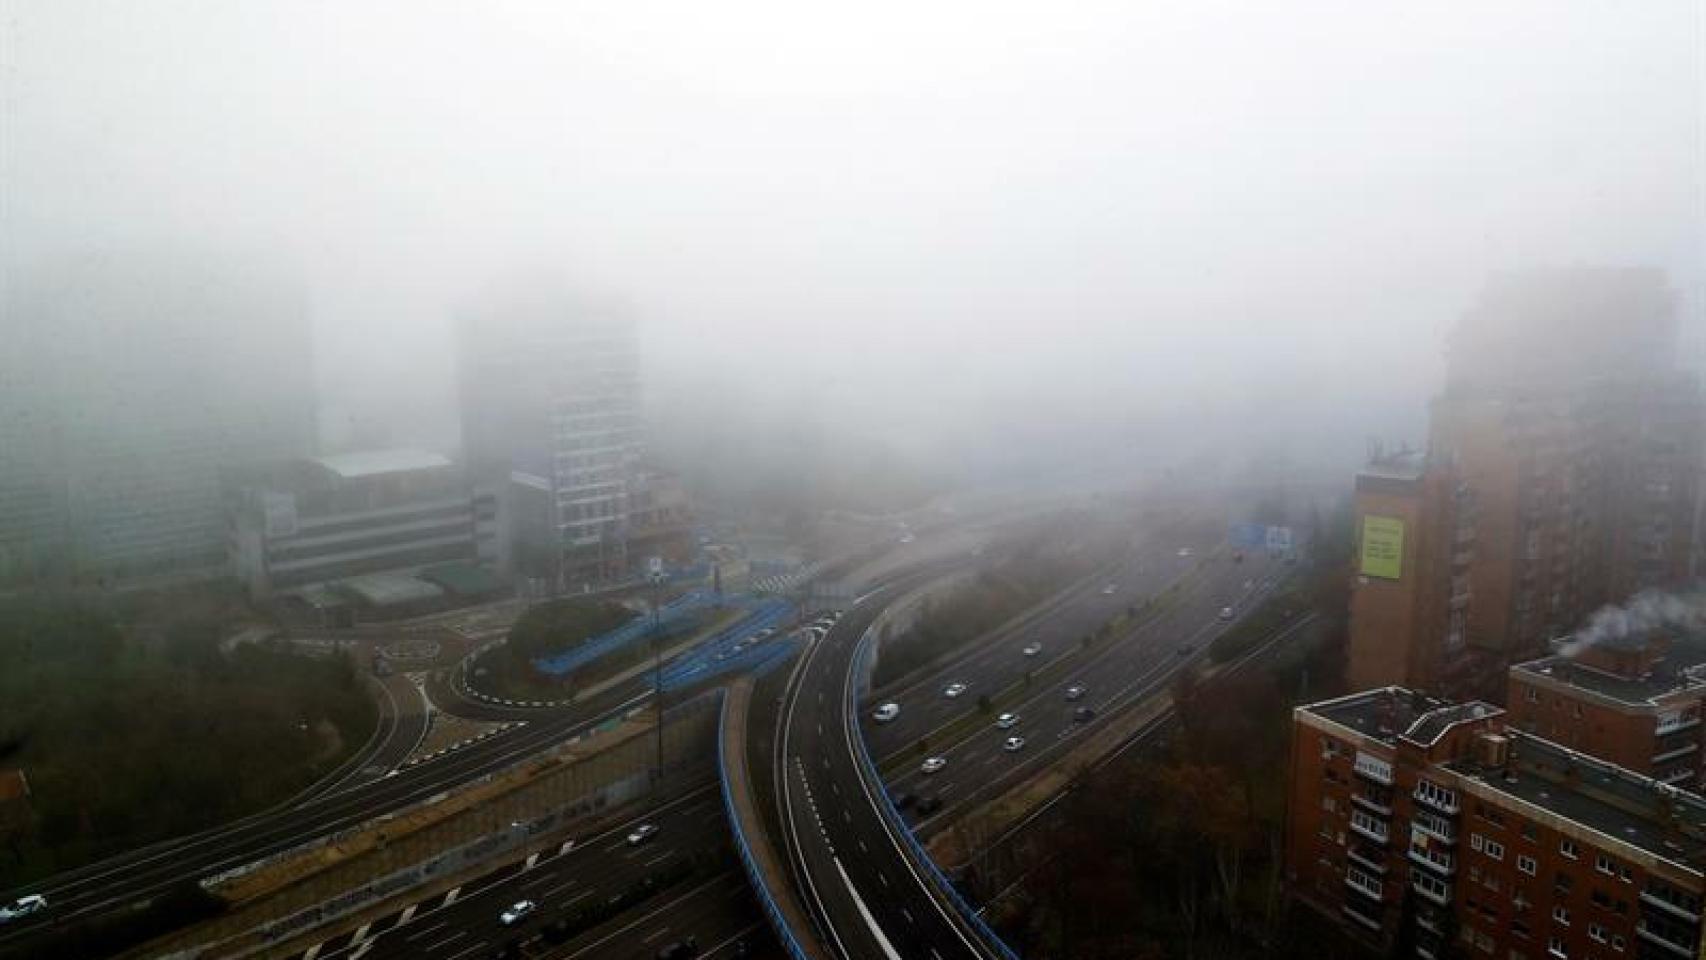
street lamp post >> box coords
[650,569,665,781]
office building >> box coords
[1288,687,1706,960]
[458,285,643,590]
[227,449,503,607]
[0,253,315,584]
[1347,269,1705,701]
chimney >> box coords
[1476,732,1510,770]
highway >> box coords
[778,580,994,960]
[288,787,772,960]
[870,544,1288,829]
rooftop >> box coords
[1305,687,1455,747]
[1357,450,1427,482]
[337,573,444,607]
[1448,732,1706,874]
[313,448,453,480]
[1514,634,1706,707]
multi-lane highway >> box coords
[874,544,1286,830]
[777,579,997,960]
[290,787,771,960]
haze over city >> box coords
[7,1,1702,484]
[3,4,1705,960]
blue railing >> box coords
[716,688,815,960]
[659,599,794,689]
[532,590,720,675]
[849,625,1024,960]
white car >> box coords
[1003,736,1026,752]
[1218,606,1235,621]
[1177,547,1193,558]
[994,712,1020,729]
[627,823,659,845]
[1065,684,1087,701]
[0,895,46,924]
[872,702,901,723]
[1101,584,1117,596]
[921,756,948,774]
[1021,641,1042,657]
[499,899,537,925]
[942,682,968,698]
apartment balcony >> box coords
[1408,848,1455,877]
[1411,876,1452,907]
[1656,715,1701,736]
[1636,921,1697,958]
[1659,767,1697,787]
[1345,871,1385,903]
[1642,891,1704,924]
[1347,847,1387,875]
[1449,591,1472,611]
[1349,813,1390,845]
[1652,741,1699,765]
[1341,901,1383,933]
[1354,752,1394,786]
[1353,792,1394,817]
[1411,818,1457,844]
[1413,788,1460,816]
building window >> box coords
[1518,854,1538,876]
[1522,822,1538,842]
[1525,685,1539,703]
[1323,795,1337,813]
[1485,838,1506,861]
[1610,934,1626,951]
[1555,872,1572,894]
[1547,935,1566,958]
[1416,778,1460,812]
[1594,854,1614,875]
[1552,905,1569,925]
[1587,923,1607,943]
[1560,838,1578,859]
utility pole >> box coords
[650,568,665,780]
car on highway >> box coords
[1003,735,1026,752]
[994,712,1020,729]
[1218,606,1235,621]
[872,702,901,723]
[1177,643,1195,656]
[916,794,943,815]
[626,823,659,845]
[1064,684,1087,701]
[921,756,948,774]
[499,899,537,925]
[1022,641,1043,657]
[656,937,700,959]
[1073,706,1097,722]
[1100,583,1117,596]
[894,792,916,810]
[1177,547,1193,557]
[0,894,46,924]
[942,681,968,698]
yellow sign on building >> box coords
[1360,515,1405,580]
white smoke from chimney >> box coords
[1556,590,1706,658]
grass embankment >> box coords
[0,587,377,889]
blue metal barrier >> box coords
[532,590,721,676]
[716,688,815,960]
[659,599,793,689]
[849,628,1024,960]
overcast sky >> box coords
[4,1,1702,482]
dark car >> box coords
[894,792,916,810]
[917,794,943,815]
[656,938,700,960]
[1073,706,1096,723]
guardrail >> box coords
[716,688,815,960]
[851,621,1022,960]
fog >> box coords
[5,1,1703,493]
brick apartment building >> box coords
[1507,635,1706,792]
[1288,687,1705,960]
[1347,269,1704,702]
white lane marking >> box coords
[642,926,670,943]
[405,920,449,942]
[421,929,465,952]
[444,941,488,960]
[835,856,902,960]
[540,875,579,898]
